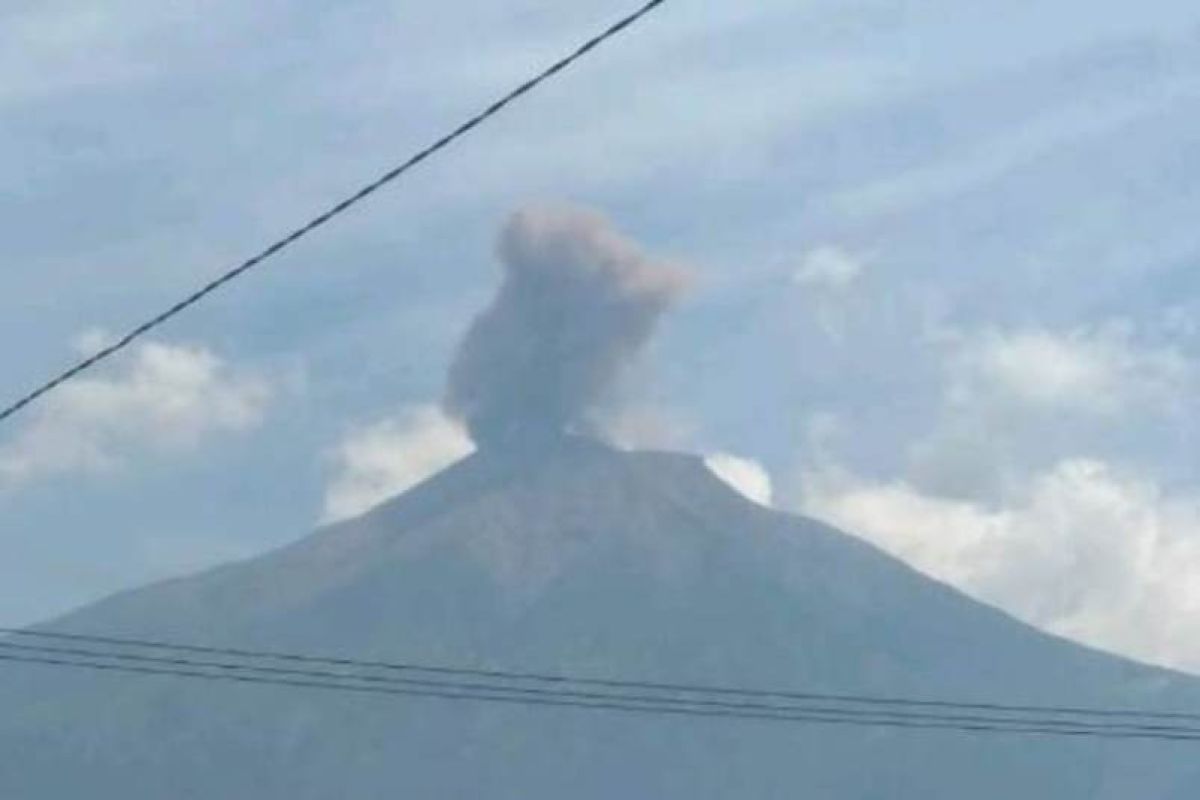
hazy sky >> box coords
[4,0,1200,672]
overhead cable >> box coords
[0,0,669,426]
[3,632,1199,742]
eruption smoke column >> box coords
[445,206,688,448]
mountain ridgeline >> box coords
[3,437,1200,797]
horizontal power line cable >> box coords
[0,0,669,427]
[3,626,1196,726]
[6,639,1197,738]
[5,631,1200,740]
[3,649,1200,742]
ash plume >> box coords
[444,205,689,448]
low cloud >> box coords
[791,321,1200,671]
[322,405,474,523]
[705,453,773,507]
[0,337,271,486]
[793,245,864,291]
[909,324,1194,500]
[952,325,1189,416]
[800,458,1200,672]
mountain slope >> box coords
[3,438,1200,798]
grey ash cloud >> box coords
[444,205,689,448]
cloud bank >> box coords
[0,337,271,486]
[908,324,1194,500]
[795,323,1200,671]
[802,458,1200,672]
[951,325,1190,416]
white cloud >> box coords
[953,326,1190,415]
[0,339,272,486]
[800,458,1200,672]
[907,324,1194,500]
[791,245,870,341]
[705,453,773,507]
[791,323,1200,671]
[322,405,474,523]
[793,245,864,291]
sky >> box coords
[4,0,1200,673]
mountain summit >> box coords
[3,439,1200,797]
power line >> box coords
[3,626,1195,726]
[0,0,669,427]
[4,632,1200,741]
[6,639,1196,737]
[5,650,1200,742]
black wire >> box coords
[3,649,1200,742]
[0,0,670,426]
[7,639,1197,738]
[3,626,1195,726]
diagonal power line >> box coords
[0,0,670,426]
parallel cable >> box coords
[5,639,1197,737]
[0,0,669,426]
[3,649,1200,742]
[3,626,1196,727]
[5,631,1200,740]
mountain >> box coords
[3,437,1200,797]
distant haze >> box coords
[444,206,688,447]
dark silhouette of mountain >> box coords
[3,437,1200,797]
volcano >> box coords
[3,437,1200,797]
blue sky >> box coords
[4,0,1200,671]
